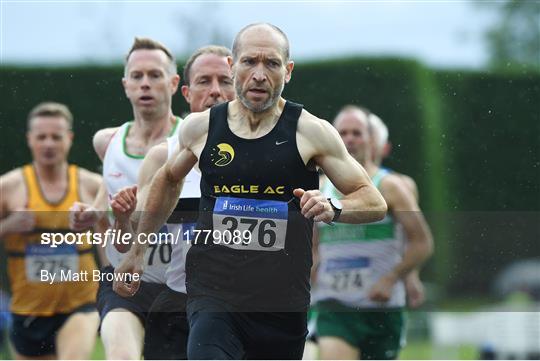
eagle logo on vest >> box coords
[211,143,235,167]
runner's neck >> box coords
[130,112,177,144]
[231,98,285,132]
[33,161,68,183]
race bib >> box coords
[212,197,288,251]
[145,224,174,266]
[321,256,371,295]
[180,223,197,242]
[25,244,79,283]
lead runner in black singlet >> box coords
[185,100,317,358]
[113,22,387,360]
[190,100,317,312]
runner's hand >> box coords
[405,271,425,308]
[111,185,137,225]
[69,202,99,231]
[368,273,397,303]
[112,251,144,297]
[293,188,334,223]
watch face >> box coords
[331,198,342,210]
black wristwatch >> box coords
[327,198,343,223]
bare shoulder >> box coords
[380,173,417,209]
[380,173,404,193]
[0,168,25,209]
[93,127,120,160]
[301,110,340,141]
[297,109,332,135]
[0,168,24,193]
[297,109,343,159]
[180,111,210,145]
[179,110,210,158]
[397,173,419,201]
[399,173,416,184]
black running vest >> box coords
[186,101,319,312]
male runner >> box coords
[114,23,387,360]
[0,102,101,359]
[180,45,236,113]
[111,45,235,359]
[314,106,433,360]
[368,112,426,308]
[69,37,181,359]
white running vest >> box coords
[164,135,201,293]
[102,120,179,283]
[313,169,406,308]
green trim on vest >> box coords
[371,168,390,189]
[122,117,180,159]
[320,168,395,244]
[319,221,395,244]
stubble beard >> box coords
[236,81,284,113]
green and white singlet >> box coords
[313,169,406,308]
[103,119,180,283]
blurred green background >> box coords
[2,58,538,291]
[1,57,539,359]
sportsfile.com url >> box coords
[40,229,253,248]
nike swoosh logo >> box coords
[275,140,288,145]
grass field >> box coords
[1,336,478,360]
[89,339,479,359]
[400,340,477,360]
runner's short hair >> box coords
[27,102,73,130]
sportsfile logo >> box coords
[39,228,252,248]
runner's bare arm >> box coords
[93,127,119,161]
[69,128,118,231]
[380,175,433,280]
[368,175,432,302]
[399,174,419,202]
[133,112,205,245]
[298,113,387,223]
[133,148,197,246]
[78,168,111,264]
[0,170,34,240]
[89,127,118,212]
[112,148,197,296]
[78,169,105,216]
[85,127,117,212]
[114,143,170,255]
[79,165,111,262]
[0,170,15,222]
[395,172,426,306]
[136,143,169,212]
[113,116,203,297]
